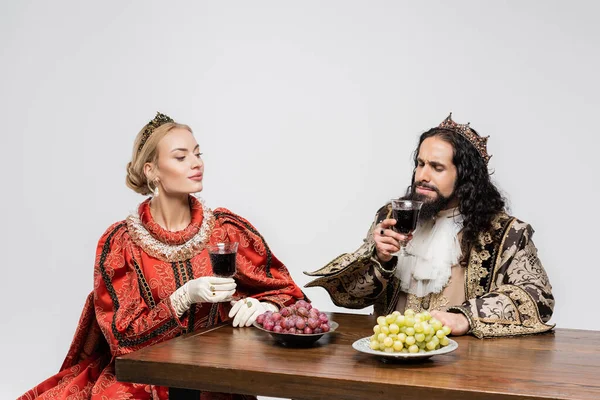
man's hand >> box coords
[430,310,470,336]
[374,218,412,263]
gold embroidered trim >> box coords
[126,197,215,262]
[469,284,554,338]
[491,218,516,287]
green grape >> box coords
[370,309,453,353]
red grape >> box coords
[307,318,319,329]
[263,321,275,331]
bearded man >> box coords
[305,114,554,338]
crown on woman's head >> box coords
[137,112,174,153]
[438,113,491,164]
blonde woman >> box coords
[20,112,306,400]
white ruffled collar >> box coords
[395,207,463,297]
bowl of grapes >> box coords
[253,300,338,346]
[352,309,458,361]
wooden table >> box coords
[116,312,600,400]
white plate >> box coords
[352,336,458,361]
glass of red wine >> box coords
[391,199,423,257]
[208,242,238,278]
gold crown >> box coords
[438,113,491,164]
[137,112,174,153]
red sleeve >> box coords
[212,209,307,308]
[93,222,186,356]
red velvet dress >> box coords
[19,197,305,399]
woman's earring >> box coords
[153,178,160,197]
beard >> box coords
[406,181,453,221]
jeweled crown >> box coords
[137,112,174,153]
[438,113,491,164]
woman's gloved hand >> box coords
[229,297,278,327]
[170,276,236,317]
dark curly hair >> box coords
[410,128,506,256]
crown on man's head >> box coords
[438,113,491,165]
[137,111,174,153]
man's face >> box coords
[414,136,458,205]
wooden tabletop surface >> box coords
[116,312,600,400]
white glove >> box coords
[170,276,236,317]
[229,297,278,327]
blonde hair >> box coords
[126,121,193,195]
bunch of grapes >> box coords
[256,300,331,334]
[369,309,452,354]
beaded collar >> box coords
[126,196,214,262]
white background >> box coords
[2,1,599,398]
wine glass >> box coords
[207,242,238,278]
[390,199,423,257]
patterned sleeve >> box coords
[303,205,398,309]
[93,222,185,357]
[212,209,306,308]
[448,221,555,338]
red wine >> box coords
[210,253,236,277]
[393,209,419,234]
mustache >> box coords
[413,181,441,194]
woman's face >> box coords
[148,128,204,195]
